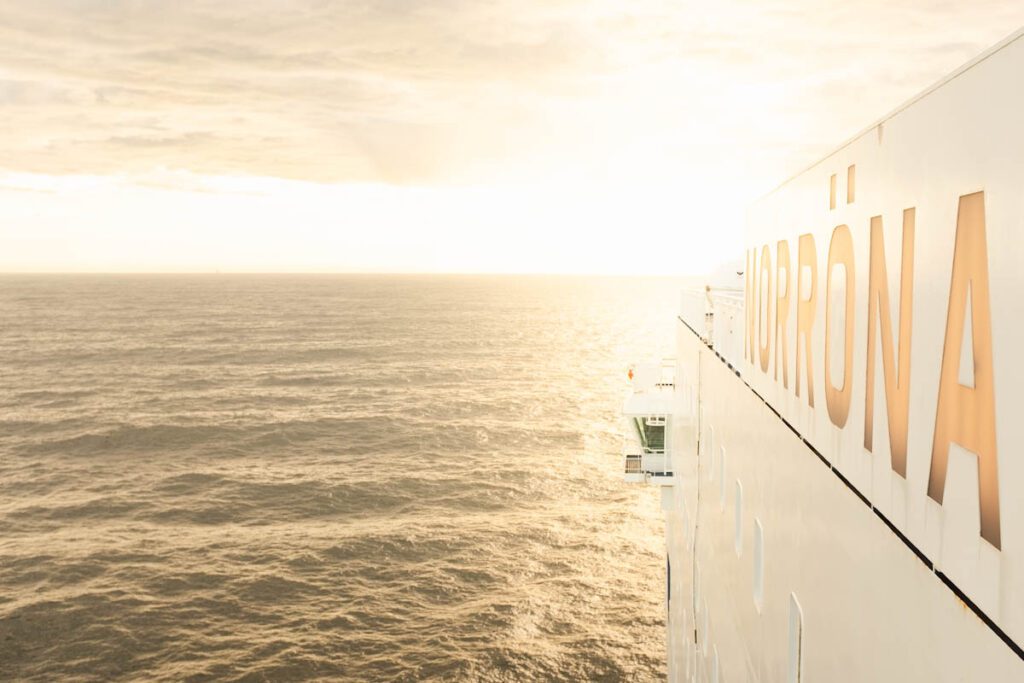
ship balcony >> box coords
[622,361,675,485]
[623,447,674,484]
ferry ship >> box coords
[624,28,1024,681]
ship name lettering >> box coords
[744,189,1001,549]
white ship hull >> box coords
[654,28,1024,682]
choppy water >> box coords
[0,275,682,682]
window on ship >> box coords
[633,417,665,453]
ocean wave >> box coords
[0,275,677,681]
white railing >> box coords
[623,446,673,481]
[709,289,745,370]
[680,285,747,373]
[679,287,710,340]
[641,452,672,476]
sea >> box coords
[0,274,685,682]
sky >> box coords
[0,1,1022,274]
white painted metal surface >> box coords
[658,28,1024,682]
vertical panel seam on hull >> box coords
[691,330,703,649]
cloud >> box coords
[0,0,1020,188]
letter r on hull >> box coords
[796,234,817,407]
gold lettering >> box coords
[796,234,817,406]
[847,165,856,204]
[825,225,855,428]
[864,210,914,477]
[759,244,772,372]
[929,192,1001,549]
[775,240,791,387]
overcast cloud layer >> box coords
[0,2,1022,274]
[1,1,1022,186]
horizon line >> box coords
[0,270,704,278]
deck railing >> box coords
[679,286,746,373]
[710,290,745,370]
[624,449,672,477]
[679,287,710,341]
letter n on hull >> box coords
[864,210,915,477]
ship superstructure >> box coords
[627,28,1024,682]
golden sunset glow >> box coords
[1,1,1022,273]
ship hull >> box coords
[662,27,1024,681]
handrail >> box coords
[680,285,747,372]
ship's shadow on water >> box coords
[0,275,681,681]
